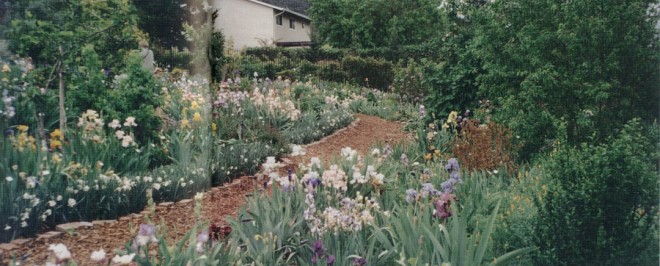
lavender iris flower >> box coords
[405,189,419,203]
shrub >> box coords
[105,54,163,144]
[237,55,266,79]
[210,31,226,83]
[316,61,347,83]
[341,56,393,90]
[533,119,659,265]
[392,59,428,103]
[67,45,111,116]
[154,48,192,70]
[422,58,479,119]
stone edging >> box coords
[0,118,364,253]
[0,177,249,254]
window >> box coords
[302,23,305,29]
[276,16,282,26]
[289,18,295,29]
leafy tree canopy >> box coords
[133,0,187,49]
[6,0,144,69]
[475,0,659,158]
[308,0,444,48]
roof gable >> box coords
[244,0,310,21]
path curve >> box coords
[8,114,410,265]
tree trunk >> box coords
[59,47,66,133]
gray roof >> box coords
[258,0,309,15]
[246,0,310,21]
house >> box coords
[213,0,311,48]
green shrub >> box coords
[422,57,479,119]
[67,45,111,116]
[316,61,347,83]
[105,53,163,144]
[210,31,226,83]
[534,119,659,265]
[341,56,393,90]
[154,49,192,70]
[392,59,428,103]
[237,55,266,78]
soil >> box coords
[4,114,410,265]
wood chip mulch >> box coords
[2,114,410,265]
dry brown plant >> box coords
[450,119,518,173]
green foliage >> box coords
[341,56,393,90]
[105,54,163,144]
[210,31,226,83]
[153,48,192,70]
[316,60,347,83]
[476,0,660,159]
[212,141,281,186]
[283,108,354,144]
[308,0,443,49]
[7,0,143,69]
[392,59,427,103]
[238,55,266,79]
[133,0,187,49]
[534,119,659,265]
[66,45,110,116]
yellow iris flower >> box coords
[181,119,190,129]
[50,139,62,149]
[193,112,202,122]
[50,129,63,140]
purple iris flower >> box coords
[353,257,367,266]
[445,158,459,172]
[313,240,326,254]
[327,255,336,265]
[139,224,156,237]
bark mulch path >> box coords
[3,114,410,265]
[289,113,412,166]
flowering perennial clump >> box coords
[321,194,380,233]
[350,165,384,186]
[251,87,301,120]
[404,158,462,219]
[214,89,248,108]
[321,165,348,191]
[340,147,359,161]
[77,110,105,142]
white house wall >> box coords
[273,14,311,44]
[214,0,275,48]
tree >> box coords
[6,0,145,131]
[133,0,188,49]
[7,0,143,68]
[475,0,660,159]
[308,0,443,49]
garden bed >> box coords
[3,114,411,265]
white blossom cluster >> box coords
[350,165,384,186]
[305,192,381,236]
[251,87,301,120]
